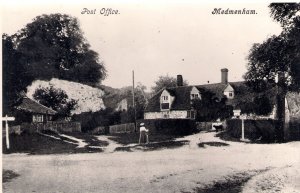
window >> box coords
[187,110,196,119]
[191,94,199,100]
[161,103,170,110]
[162,96,169,101]
[33,114,43,122]
[227,91,234,98]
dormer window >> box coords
[223,84,234,99]
[191,94,199,100]
[190,86,201,101]
[162,96,169,101]
[160,90,173,111]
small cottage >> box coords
[14,97,57,123]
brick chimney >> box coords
[221,68,228,84]
[177,75,183,87]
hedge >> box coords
[137,119,197,136]
[226,119,278,142]
[289,118,300,141]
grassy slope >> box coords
[2,132,106,155]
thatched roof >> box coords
[15,97,57,115]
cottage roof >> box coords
[145,85,200,112]
[15,97,57,115]
[145,81,278,112]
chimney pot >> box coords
[177,75,183,87]
[221,68,228,84]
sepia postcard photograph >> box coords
[1,0,300,192]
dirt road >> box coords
[3,132,300,193]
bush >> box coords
[289,118,300,141]
[72,109,120,132]
[137,119,197,136]
[226,119,277,142]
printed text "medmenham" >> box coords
[212,8,257,15]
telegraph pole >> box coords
[276,71,287,142]
[132,70,137,132]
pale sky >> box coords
[1,0,283,91]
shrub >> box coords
[226,119,277,142]
[72,109,120,132]
[137,119,197,136]
[288,118,300,141]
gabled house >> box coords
[144,68,299,121]
[14,97,57,123]
[145,69,236,119]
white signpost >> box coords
[233,109,246,141]
[241,117,245,141]
[2,115,15,149]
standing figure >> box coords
[139,123,149,144]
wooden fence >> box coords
[4,121,82,134]
[109,123,135,134]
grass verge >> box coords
[2,131,104,155]
[3,170,20,183]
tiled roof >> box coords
[145,85,203,112]
[15,97,57,115]
[145,81,278,112]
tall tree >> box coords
[2,34,34,114]
[2,14,107,113]
[244,3,300,91]
[151,75,188,94]
[244,3,300,141]
[12,13,107,84]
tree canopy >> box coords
[151,75,188,94]
[2,34,34,114]
[192,90,232,122]
[2,13,107,113]
[244,3,300,91]
[33,85,77,117]
[13,13,107,84]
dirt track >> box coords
[2,132,300,193]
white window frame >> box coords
[187,110,196,119]
[33,114,43,123]
[191,94,199,100]
[162,96,169,101]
